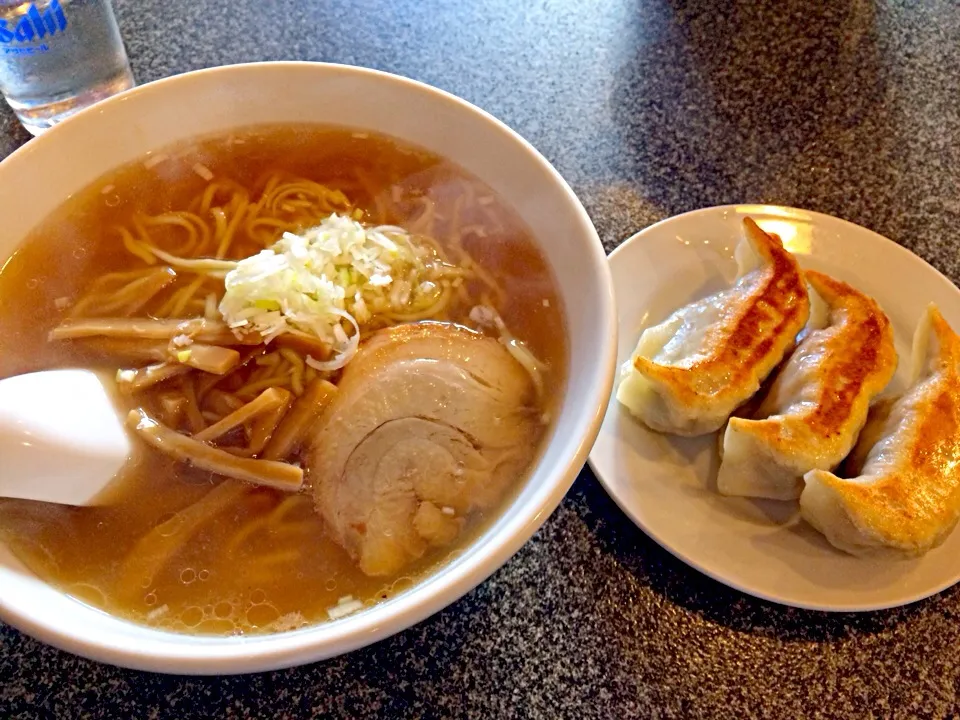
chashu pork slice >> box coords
[308,322,540,576]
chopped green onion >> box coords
[219,213,446,371]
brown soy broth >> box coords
[0,124,567,634]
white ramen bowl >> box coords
[0,62,616,674]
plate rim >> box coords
[591,203,960,613]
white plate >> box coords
[589,204,960,612]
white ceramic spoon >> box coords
[0,369,131,505]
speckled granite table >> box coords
[3,0,960,717]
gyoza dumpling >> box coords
[717,271,897,500]
[802,305,960,558]
[617,218,809,436]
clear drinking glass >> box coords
[0,0,134,135]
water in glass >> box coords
[0,0,134,135]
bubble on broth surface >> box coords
[246,602,280,628]
[214,601,233,619]
[390,576,414,594]
[147,591,301,634]
[179,568,196,585]
[68,582,106,607]
[181,605,204,628]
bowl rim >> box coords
[0,61,617,674]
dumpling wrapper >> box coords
[617,217,810,436]
[717,271,897,500]
[802,305,960,558]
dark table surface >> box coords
[3,0,960,717]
